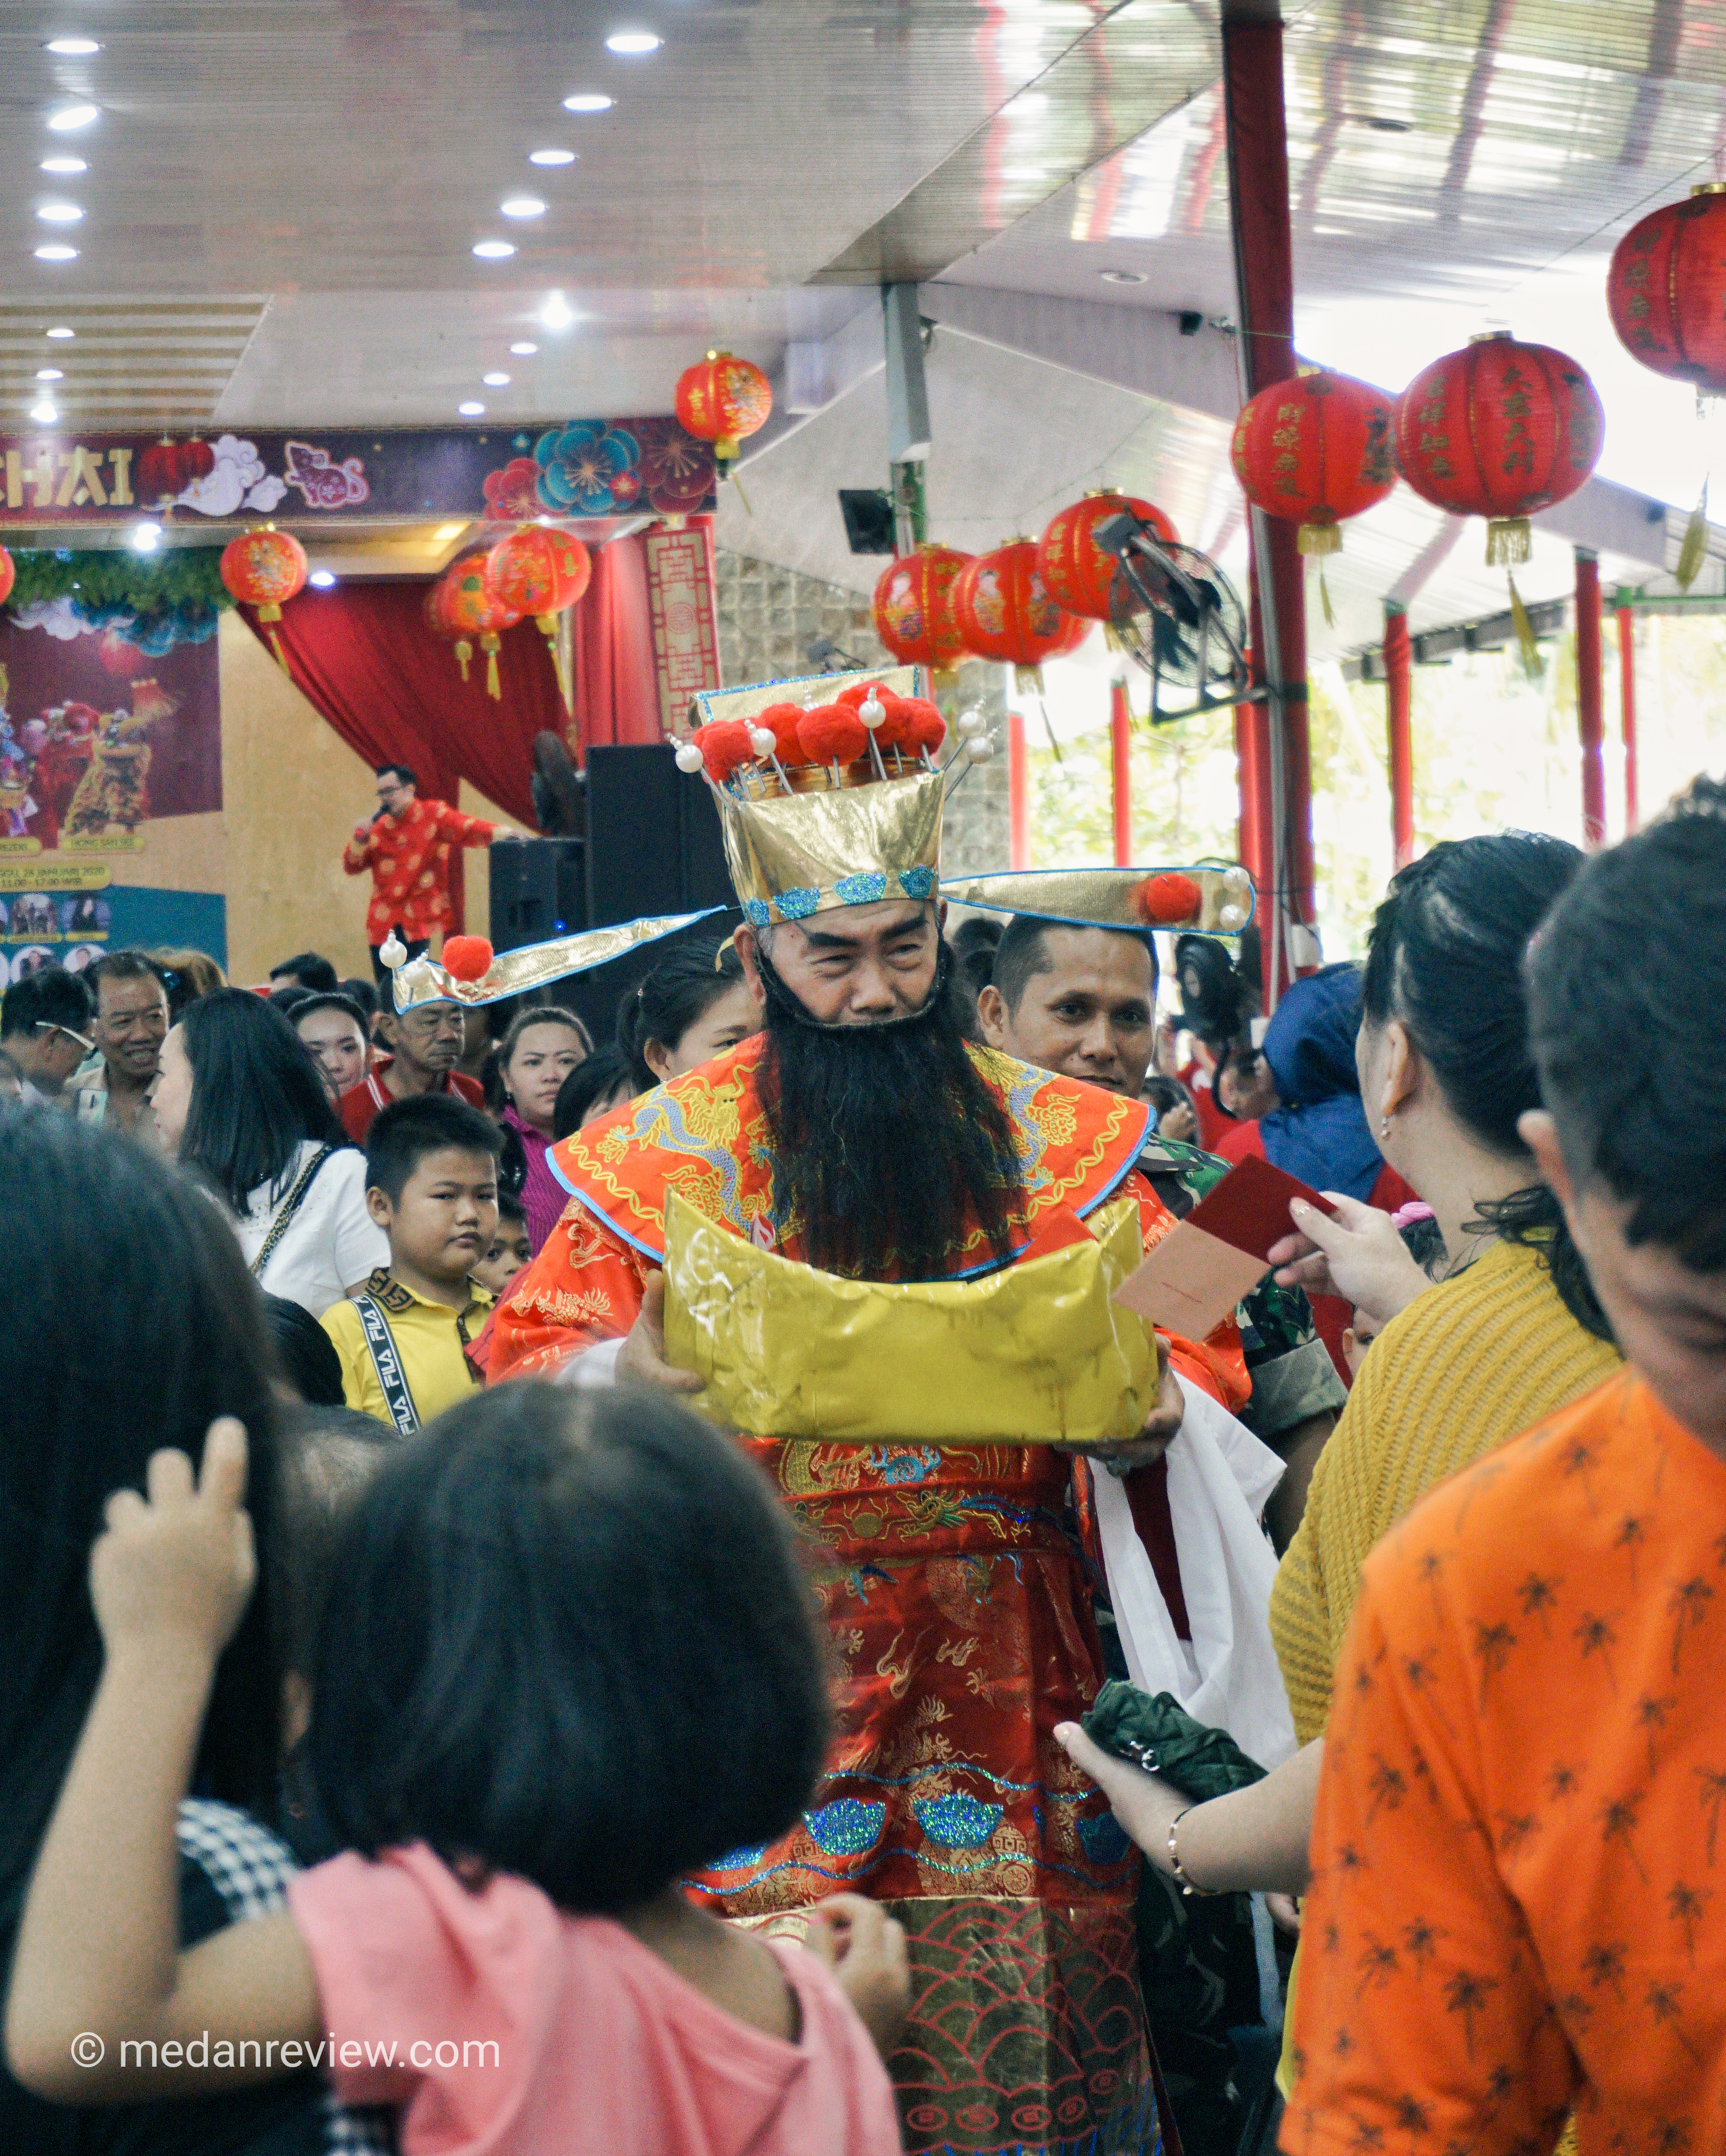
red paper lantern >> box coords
[136,436,215,507]
[439,555,521,700]
[674,349,772,468]
[872,545,973,674]
[1393,333,1604,565]
[1229,371,1395,556]
[0,544,14,611]
[441,935,494,982]
[95,629,146,677]
[1036,492,1179,619]
[950,540,1074,692]
[1608,183,1726,402]
[220,527,308,670]
[484,525,590,707]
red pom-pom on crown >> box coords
[696,718,759,781]
[797,703,868,766]
[1134,872,1204,926]
[899,697,946,755]
[441,935,494,982]
[755,701,812,767]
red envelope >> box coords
[1114,1155,1338,1338]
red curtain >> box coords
[570,534,661,751]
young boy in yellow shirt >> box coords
[321,1093,502,1431]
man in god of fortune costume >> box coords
[392,668,1264,2156]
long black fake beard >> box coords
[756,942,1025,1282]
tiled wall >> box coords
[714,548,1009,875]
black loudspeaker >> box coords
[584,743,733,925]
[488,837,587,954]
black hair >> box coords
[85,947,167,1000]
[263,1293,347,1408]
[177,988,350,1217]
[270,951,340,994]
[1173,933,1248,1047]
[0,1113,287,1924]
[991,913,1156,1016]
[291,991,370,1037]
[496,1187,527,1225]
[338,976,380,1020]
[269,984,315,1019]
[272,1404,398,1683]
[615,935,746,1091]
[375,762,417,789]
[553,1045,636,1139]
[306,1382,831,1912]
[365,1091,502,1202]
[1361,831,1607,1334]
[0,961,94,1041]
[1140,1073,1193,1121]
[1528,775,1726,1271]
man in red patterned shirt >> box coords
[344,762,523,980]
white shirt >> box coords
[230,1141,387,1319]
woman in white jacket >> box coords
[149,988,386,1318]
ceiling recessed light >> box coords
[45,103,99,131]
[528,148,576,166]
[482,371,510,386]
[500,196,546,219]
[35,368,63,382]
[605,28,661,53]
[29,401,59,424]
[34,244,78,262]
[472,239,516,259]
[562,92,614,111]
[1100,268,1147,284]
[458,401,486,416]
[541,293,575,330]
[46,324,75,338]
[308,569,337,589]
[37,202,83,223]
[130,521,162,553]
[508,340,539,355]
[40,155,86,174]
[45,35,101,54]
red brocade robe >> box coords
[485,1039,1247,2156]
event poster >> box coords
[0,615,224,986]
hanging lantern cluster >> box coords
[484,524,590,708]
[872,542,973,676]
[219,526,308,670]
[674,349,772,476]
[431,554,520,700]
[137,435,215,510]
[1608,183,1726,406]
[950,539,1076,692]
[1036,490,1179,641]
[1231,370,1395,555]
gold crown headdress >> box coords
[939,864,1254,936]
[678,664,994,929]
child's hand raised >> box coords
[803,1894,910,2059]
[91,1418,256,1662]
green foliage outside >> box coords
[1026,611,1726,962]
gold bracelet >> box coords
[1166,1806,1220,1898]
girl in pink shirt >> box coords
[5,1388,907,2156]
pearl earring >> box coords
[1379,1117,1390,1139]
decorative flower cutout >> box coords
[534,422,641,514]
[633,416,718,514]
[481,456,542,522]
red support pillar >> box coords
[1575,548,1606,849]
[1224,11,1315,1004]
[1008,706,1030,869]
[1616,589,1639,834]
[1383,601,1414,869]
[1109,680,1132,866]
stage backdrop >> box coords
[0,612,227,986]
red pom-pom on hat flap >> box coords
[755,701,812,767]
[832,680,882,711]
[442,935,494,982]
[900,697,946,756]
[867,691,912,752]
[1134,872,1204,926]
[797,703,869,768]
[696,718,759,782]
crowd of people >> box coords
[1,757,1723,2156]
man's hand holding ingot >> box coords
[1056,1332,1184,1472]
[615,1269,705,1395]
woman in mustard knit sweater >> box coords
[1058,831,1622,1903]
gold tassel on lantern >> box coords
[1297,519,1342,556]
[1014,662,1046,694]
[1676,481,1710,593]
[1507,575,1544,681]
[1319,567,1337,629]
[1486,516,1533,567]
[480,631,502,701]
[256,602,289,674]
[535,614,573,708]
[454,638,472,684]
